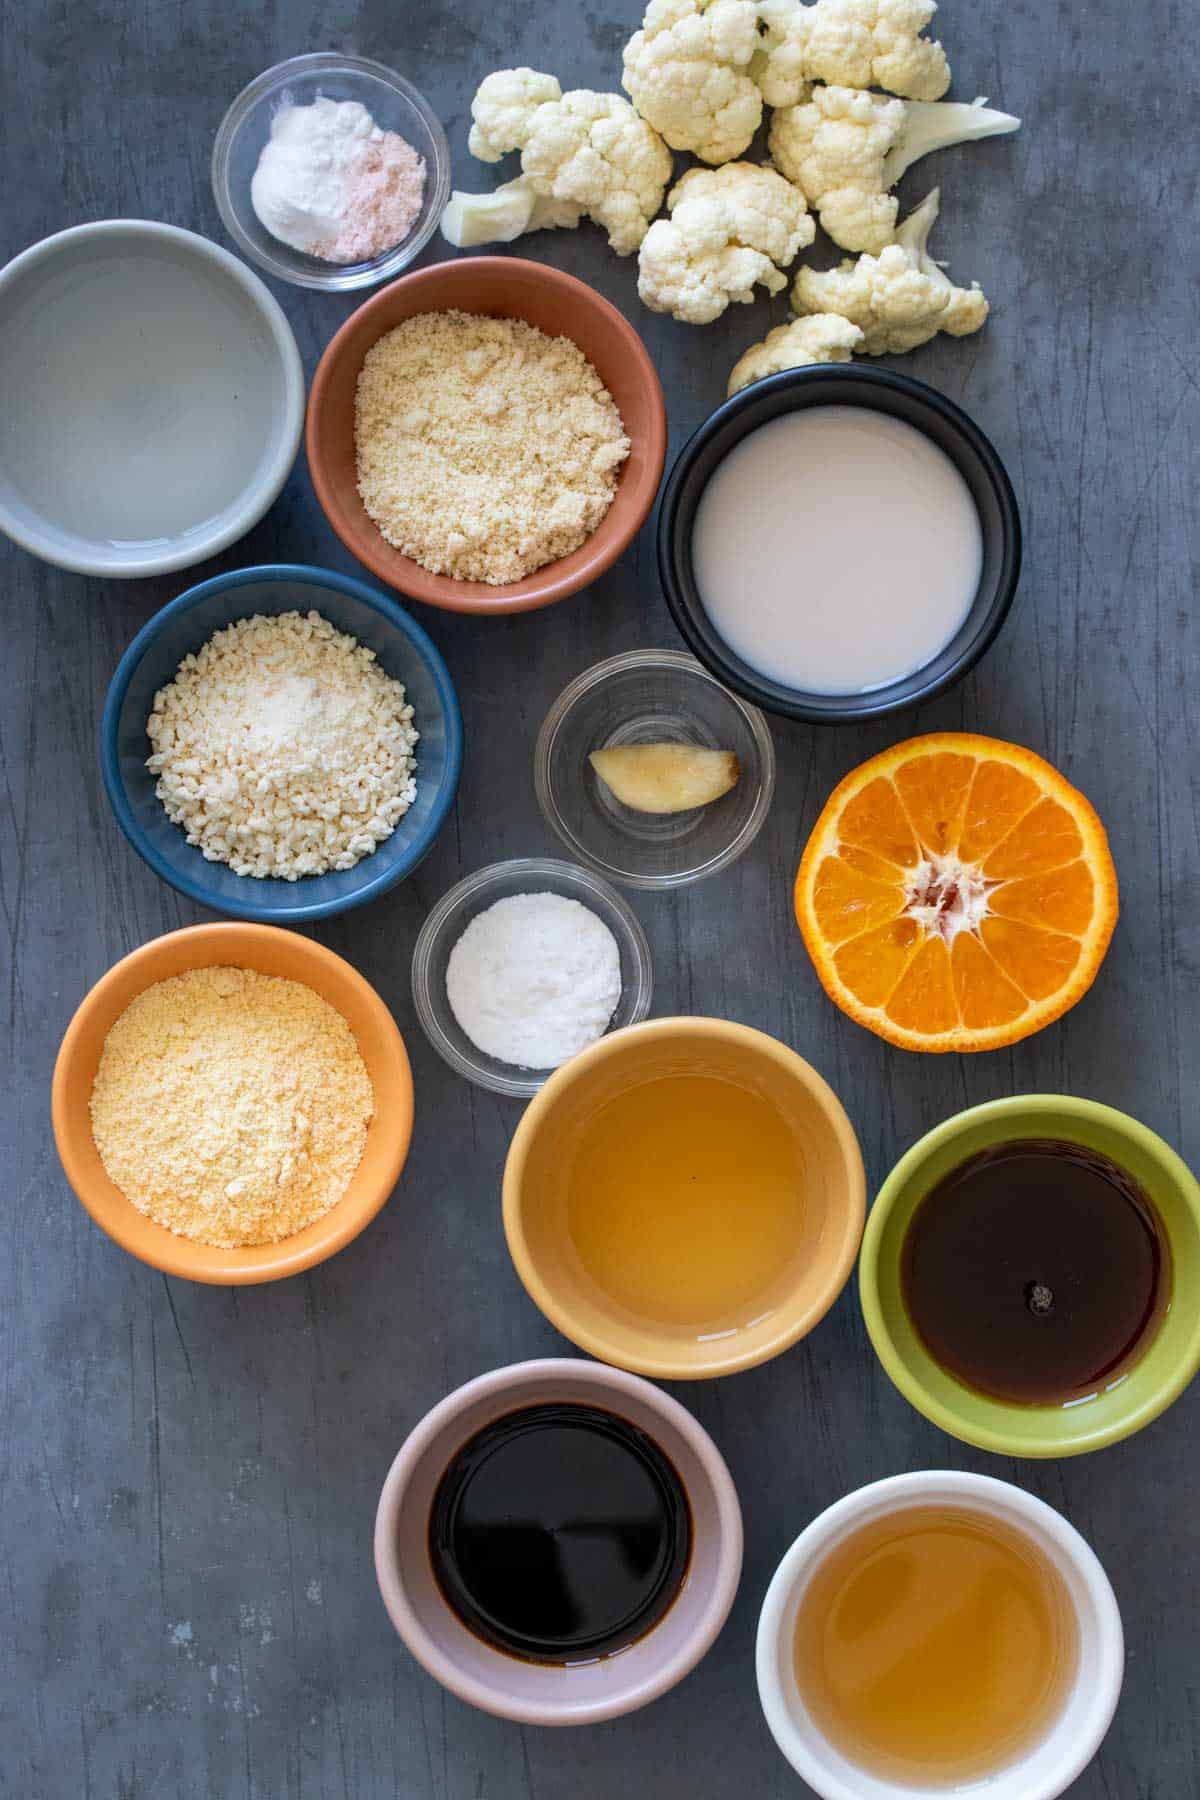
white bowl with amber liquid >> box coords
[756,1471,1123,1800]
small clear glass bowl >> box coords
[411,858,654,1099]
[212,53,451,292]
[535,650,776,890]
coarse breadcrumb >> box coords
[146,611,418,882]
[89,966,374,1248]
[354,310,631,585]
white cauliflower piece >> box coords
[520,89,674,255]
[792,186,989,353]
[622,0,764,164]
[461,71,673,255]
[749,0,812,107]
[638,161,815,322]
[769,85,1020,252]
[801,0,950,100]
[468,69,563,161]
[728,312,865,393]
[769,84,904,252]
[440,178,583,249]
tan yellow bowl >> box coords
[503,1018,865,1379]
[52,923,413,1284]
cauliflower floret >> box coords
[749,0,812,107]
[460,71,673,255]
[521,89,674,255]
[801,0,950,100]
[672,162,816,265]
[638,161,816,322]
[769,85,1020,252]
[769,84,904,251]
[622,0,764,164]
[728,312,865,393]
[468,68,564,161]
[791,187,988,353]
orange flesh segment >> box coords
[958,761,1041,863]
[839,842,908,886]
[832,918,922,1008]
[981,917,1083,1001]
[989,861,1096,934]
[950,931,1028,1028]
[886,937,959,1035]
[811,855,903,947]
[983,796,1083,879]
[837,777,918,867]
[894,753,975,855]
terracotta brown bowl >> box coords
[306,256,667,616]
[51,923,413,1284]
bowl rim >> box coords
[657,364,1021,724]
[0,219,304,576]
[373,1356,744,1724]
[502,1016,866,1378]
[410,855,655,1098]
[211,51,452,293]
[99,561,464,923]
[51,921,414,1284]
[859,1094,1200,1456]
[532,647,778,890]
[305,255,668,616]
[755,1468,1123,1800]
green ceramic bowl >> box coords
[860,1096,1200,1458]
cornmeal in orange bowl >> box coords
[795,734,1119,1053]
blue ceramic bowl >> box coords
[101,565,463,922]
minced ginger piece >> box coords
[89,966,374,1249]
[354,310,631,585]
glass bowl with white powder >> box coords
[412,860,653,1098]
[212,53,451,292]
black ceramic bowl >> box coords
[658,366,1021,724]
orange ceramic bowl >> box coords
[503,1018,866,1379]
[306,256,667,616]
[52,923,413,1284]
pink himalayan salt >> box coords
[323,133,426,264]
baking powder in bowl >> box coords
[445,893,621,1069]
[251,96,425,263]
[691,406,982,695]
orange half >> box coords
[795,734,1119,1053]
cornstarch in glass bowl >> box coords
[445,892,622,1069]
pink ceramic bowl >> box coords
[374,1358,743,1725]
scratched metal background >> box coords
[2,0,1197,1793]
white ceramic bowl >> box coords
[0,220,304,576]
[756,1471,1123,1800]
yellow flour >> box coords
[89,966,374,1248]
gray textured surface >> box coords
[2,0,1197,1795]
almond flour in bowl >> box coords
[353,311,631,585]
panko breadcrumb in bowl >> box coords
[306,257,667,615]
[100,564,463,924]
